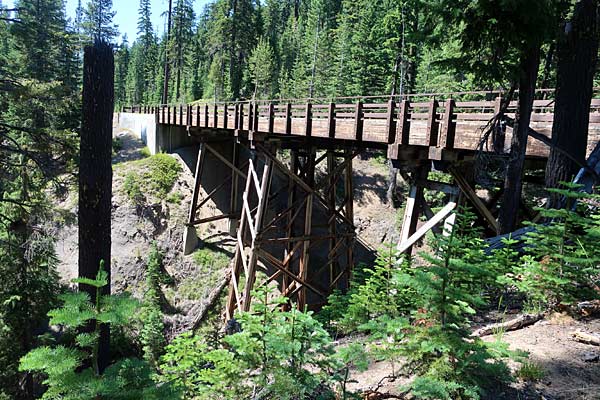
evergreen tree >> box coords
[114,35,130,108]
[248,37,275,98]
[82,0,119,43]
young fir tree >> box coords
[248,37,275,99]
[19,266,175,399]
[503,184,600,312]
[140,243,166,368]
[398,210,514,399]
[114,35,130,108]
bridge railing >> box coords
[121,88,600,157]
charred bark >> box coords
[545,0,599,208]
[79,40,114,374]
[498,46,541,234]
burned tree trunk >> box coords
[545,0,599,208]
[79,40,114,374]
[498,46,541,234]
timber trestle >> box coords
[184,134,358,318]
[122,88,600,320]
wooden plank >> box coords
[450,167,500,234]
[223,103,228,129]
[204,104,209,128]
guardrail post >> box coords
[328,102,336,138]
[440,99,455,149]
[224,103,228,129]
[354,101,363,141]
[285,103,292,134]
[305,102,312,137]
[268,103,275,133]
[386,99,396,144]
[426,99,439,146]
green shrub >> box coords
[140,147,151,158]
[123,172,144,204]
[112,137,123,153]
[146,154,182,198]
[193,247,229,269]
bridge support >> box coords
[223,143,358,319]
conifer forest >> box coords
[2,0,600,399]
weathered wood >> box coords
[268,103,275,133]
[187,143,206,226]
[571,330,600,346]
[440,99,455,149]
[426,99,440,146]
[305,102,312,137]
[354,101,363,141]
[328,102,336,138]
[397,100,411,145]
[398,201,457,254]
[473,314,543,337]
[386,99,396,144]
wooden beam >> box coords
[450,167,500,234]
[398,201,457,254]
[187,143,206,226]
[440,99,455,149]
[305,102,312,137]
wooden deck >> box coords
[123,91,600,160]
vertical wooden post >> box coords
[229,141,240,236]
[344,148,354,283]
[213,103,218,128]
[223,103,228,129]
[493,95,506,152]
[327,151,337,288]
[268,103,275,133]
[298,148,315,310]
[253,102,259,132]
[79,41,114,374]
[440,99,456,149]
[179,104,183,126]
[184,143,206,255]
[239,103,245,131]
[327,102,336,138]
[426,99,440,146]
[248,102,254,132]
[172,105,177,125]
[167,105,171,125]
[305,102,312,137]
[285,103,292,134]
[354,101,363,141]
[398,166,428,256]
[196,105,200,127]
[204,104,209,128]
[234,103,240,130]
[386,98,396,144]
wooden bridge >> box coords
[122,89,600,318]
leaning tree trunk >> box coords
[545,0,599,208]
[498,45,541,234]
[79,40,114,374]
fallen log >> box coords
[472,313,544,337]
[577,300,600,317]
[571,330,600,346]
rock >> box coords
[582,351,599,363]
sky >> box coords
[5,0,211,42]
